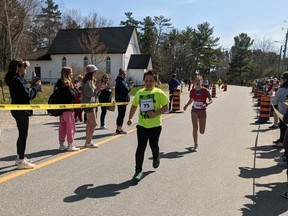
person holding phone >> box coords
[271,72,288,148]
[5,59,41,169]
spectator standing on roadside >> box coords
[55,67,79,151]
[188,77,192,91]
[268,79,279,129]
[98,74,112,129]
[168,73,180,111]
[5,59,41,169]
[74,75,83,122]
[183,75,213,152]
[81,64,103,148]
[280,100,288,199]
[217,78,222,88]
[115,68,134,134]
[271,72,288,148]
[127,70,169,182]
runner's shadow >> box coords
[63,171,154,202]
[241,182,288,216]
[159,148,195,159]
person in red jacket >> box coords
[183,75,213,152]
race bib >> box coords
[140,98,154,111]
[193,101,203,109]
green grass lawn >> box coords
[0,83,169,104]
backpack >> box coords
[47,90,64,117]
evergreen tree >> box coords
[194,22,220,75]
[228,33,253,84]
[34,0,62,48]
[120,12,140,28]
[139,16,157,54]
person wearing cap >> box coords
[115,68,134,134]
[4,58,41,169]
[81,64,103,147]
[271,72,288,148]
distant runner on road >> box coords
[183,75,213,152]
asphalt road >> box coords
[0,85,287,216]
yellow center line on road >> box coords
[0,112,176,184]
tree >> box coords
[61,9,82,29]
[80,12,109,67]
[158,28,180,80]
[228,33,254,84]
[120,12,140,28]
[139,16,156,54]
[34,0,62,48]
[193,22,220,75]
[0,0,40,69]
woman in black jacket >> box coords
[98,74,112,129]
[115,68,134,134]
[5,59,41,169]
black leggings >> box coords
[11,111,29,160]
[279,119,287,142]
[135,125,162,171]
[116,105,127,127]
[100,106,107,127]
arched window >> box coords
[62,57,67,68]
[106,56,111,73]
[83,56,89,67]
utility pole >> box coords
[278,45,283,78]
[282,28,288,72]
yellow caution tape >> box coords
[0,102,130,110]
[272,104,283,121]
[0,90,190,111]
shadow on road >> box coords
[239,128,288,216]
[241,182,288,216]
[63,171,154,202]
[74,132,116,140]
[250,145,281,160]
[239,166,284,179]
[158,148,195,159]
[0,149,66,176]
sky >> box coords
[54,0,288,51]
